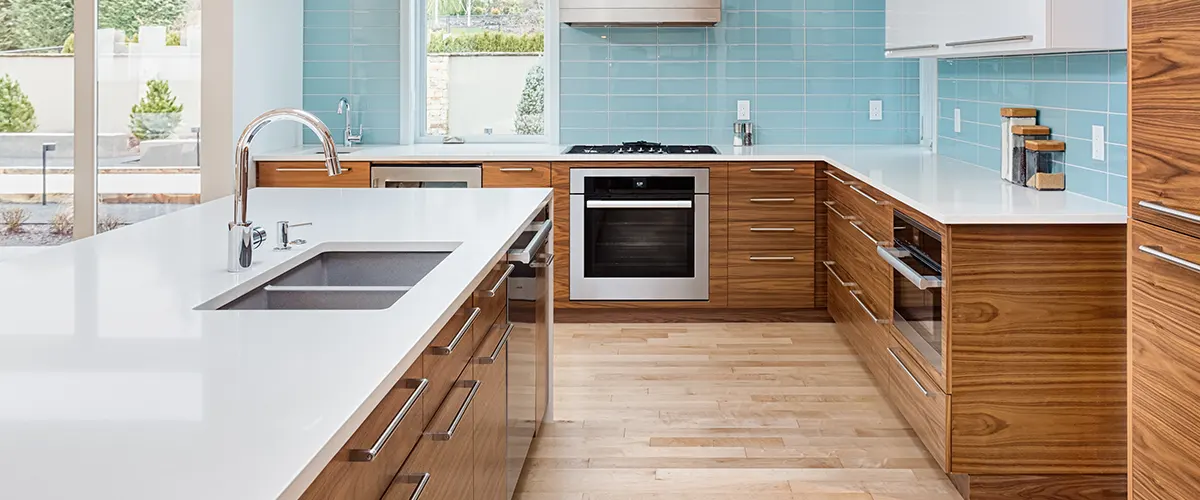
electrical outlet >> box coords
[869,100,883,121]
[1092,125,1105,161]
[737,100,751,121]
[954,108,961,133]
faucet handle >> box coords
[275,221,312,251]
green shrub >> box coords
[100,0,188,39]
[0,74,37,133]
[427,31,544,54]
[10,0,73,50]
[514,63,543,135]
[166,31,181,46]
[0,0,18,51]
[126,32,139,44]
[129,79,183,140]
[61,32,74,54]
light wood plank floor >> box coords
[515,322,962,500]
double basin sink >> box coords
[213,249,452,311]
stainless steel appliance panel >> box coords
[887,210,944,374]
[371,165,482,188]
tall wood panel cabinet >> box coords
[1131,1,1200,498]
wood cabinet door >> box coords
[1131,220,1200,499]
[384,368,479,500]
[483,162,551,188]
[473,319,509,500]
[257,161,372,188]
[1131,0,1200,239]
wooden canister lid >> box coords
[1011,125,1051,135]
[1024,140,1065,152]
[1001,107,1038,118]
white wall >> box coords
[445,54,541,136]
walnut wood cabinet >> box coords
[257,161,372,188]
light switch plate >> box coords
[1092,125,1105,161]
[737,100,751,120]
[869,100,883,121]
[954,108,961,133]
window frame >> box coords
[408,0,558,144]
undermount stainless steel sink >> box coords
[211,250,452,311]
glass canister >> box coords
[1011,125,1051,186]
[1000,108,1038,184]
[1022,140,1066,191]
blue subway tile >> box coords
[1107,175,1128,206]
[609,79,657,95]
[1065,164,1109,201]
[1065,82,1110,112]
[1033,54,1067,80]
[1002,57,1033,81]
[1067,53,1110,82]
[1108,144,1128,176]
[1109,114,1128,145]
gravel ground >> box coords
[0,225,72,246]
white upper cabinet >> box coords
[885,0,1127,58]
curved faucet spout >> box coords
[229,108,342,272]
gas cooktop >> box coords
[566,141,720,155]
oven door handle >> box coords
[877,246,943,290]
[585,200,693,209]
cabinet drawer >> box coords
[728,250,814,308]
[300,362,427,500]
[728,163,815,194]
[882,330,949,472]
[473,317,510,500]
[424,300,481,419]
[1131,220,1200,498]
[728,192,815,221]
[257,161,371,188]
[382,368,479,500]
[826,168,891,241]
[728,221,815,251]
[828,202,891,323]
[474,260,512,343]
[483,162,551,188]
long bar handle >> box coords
[276,167,352,172]
[348,378,429,462]
[850,290,889,325]
[432,307,482,355]
[877,246,943,289]
[823,200,855,220]
[850,221,884,246]
[586,200,692,209]
[430,380,481,441]
[946,35,1032,47]
[885,43,940,52]
[824,170,850,184]
[750,227,796,232]
[850,184,886,205]
[749,256,796,262]
[750,197,796,203]
[1138,200,1200,225]
[477,323,514,365]
[499,167,534,172]
[750,167,795,172]
[389,473,431,500]
[822,261,856,288]
[887,347,930,397]
[1139,245,1200,275]
[479,264,515,298]
[530,253,556,268]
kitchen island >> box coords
[0,187,552,500]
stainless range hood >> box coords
[561,0,720,26]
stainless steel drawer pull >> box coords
[822,261,856,288]
[390,473,431,500]
[849,184,886,205]
[1138,200,1200,225]
[850,290,890,325]
[878,246,943,289]
[824,201,855,220]
[750,167,795,172]
[885,43,940,52]
[431,380,482,441]
[887,347,930,397]
[349,378,429,462]
[479,264,516,298]
[276,167,352,172]
[508,220,553,265]
[1139,245,1200,275]
[432,307,482,355]
[850,221,883,246]
[750,256,795,262]
[946,35,1032,47]
[824,170,850,184]
[530,253,556,269]
[750,198,796,203]
[750,227,796,232]
[499,167,534,172]
[477,323,514,365]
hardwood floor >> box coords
[515,323,962,500]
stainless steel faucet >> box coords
[229,108,342,273]
[337,97,363,148]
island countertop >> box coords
[0,187,552,500]
[255,144,1127,225]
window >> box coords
[419,0,548,142]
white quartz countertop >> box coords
[0,187,551,500]
[256,144,1126,224]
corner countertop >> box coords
[255,144,1127,225]
[0,187,552,500]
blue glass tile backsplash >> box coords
[559,0,920,145]
[937,51,1129,205]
